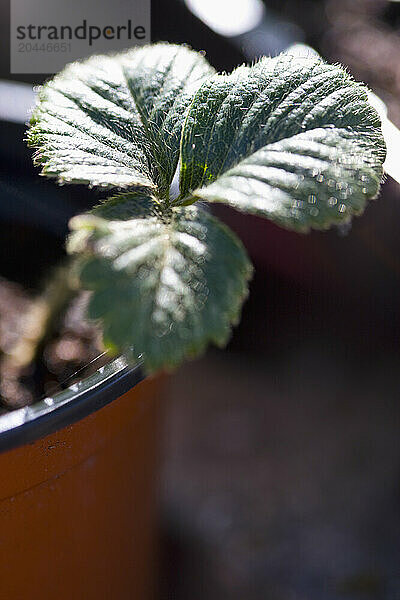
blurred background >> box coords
[1,0,400,598]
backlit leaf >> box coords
[180,52,386,231]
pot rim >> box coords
[0,356,144,453]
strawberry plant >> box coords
[26,43,386,374]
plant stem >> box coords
[5,263,77,371]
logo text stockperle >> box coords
[16,20,146,46]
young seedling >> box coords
[27,42,386,374]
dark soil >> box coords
[0,277,105,413]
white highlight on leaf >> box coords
[175,231,207,256]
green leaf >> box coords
[27,45,388,373]
[68,194,253,373]
[28,43,215,195]
[179,52,386,231]
[191,128,383,231]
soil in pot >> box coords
[0,210,106,412]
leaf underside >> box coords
[28,45,386,372]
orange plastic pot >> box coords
[0,358,163,599]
